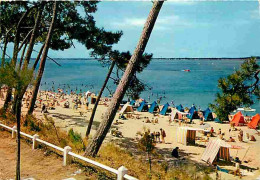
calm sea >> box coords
[39,58,259,114]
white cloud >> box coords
[112,15,186,29]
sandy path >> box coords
[0,130,94,180]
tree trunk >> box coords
[15,94,22,180]
[85,1,164,157]
[33,43,45,70]
[27,2,58,115]
[86,60,116,137]
[3,8,33,111]
[19,42,28,69]
[1,36,8,67]
[22,4,44,70]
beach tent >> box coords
[171,108,178,121]
[248,114,260,129]
[160,103,171,115]
[177,127,205,146]
[201,139,231,164]
[230,111,245,126]
[148,101,159,114]
[130,100,135,106]
[203,108,214,121]
[137,101,149,112]
[187,106,197,121]
[119,103,134,114]
[214,118,222,123]
[176,104,184,112]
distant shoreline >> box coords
[29,56,260,61]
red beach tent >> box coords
[230,111,245,126]
[248,114,260,129]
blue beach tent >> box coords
[137,101,148,112]
[130,100,135,106]
[160,103,171,115]
[187,106,197,120]
[176,104,184,112]
[148,101,159,113]
[203,108,214,121]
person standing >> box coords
[160,128,166,143]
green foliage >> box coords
[210,57,260,121]
[68,128,86,152]
[24,115,41,132]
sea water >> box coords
[39,59,259,114]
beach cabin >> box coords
[159,103,171,115]
[177,127,205,146]
[203,108,214,121]
[137,101,149,112]
[119,103,134,114]
[201,139,231,164]
[248,114,260,129]
[90,96,97,104]
[230,111,245,126]
[148,101,159,114]
[176,104,184,112]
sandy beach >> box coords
[1,89,259,179]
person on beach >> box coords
[171,147,179,158]
[155,132,160,143]
[160,128,166,143]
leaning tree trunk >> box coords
[27,2,58,115]
[19,42,28,69]
[86,60,116,137]
[33,43,45,70]
[85,1,164,157]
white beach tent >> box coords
[119,103,134,114]
[171,108,177,121]
[201,139,231,164]
[177,127,205,146]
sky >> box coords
[5,1,260,58]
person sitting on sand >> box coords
[171,147,179,158]
[155,118,158,123]
[145,117,151,123]
[227,136,235,142]
[210,127,214,136]
[217,128,221,135]
[250,135,256,141]
[64,101,70,108]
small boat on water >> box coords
[236,107,256,112]
[182,69,191,72]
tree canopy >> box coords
[210,57,260,121]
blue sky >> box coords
[6,1,260,58]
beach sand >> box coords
[0,90,260,179]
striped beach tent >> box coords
[176,127,204,146]
[119,103,134,114]
[201,139,231,164]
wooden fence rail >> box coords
[0,123,137,180]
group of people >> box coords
[150,128,166,143]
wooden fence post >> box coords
[117,166,128,180]
[12,126,17,139]
[63,146,72,166]
[32,134,39,149]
